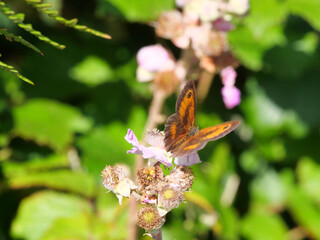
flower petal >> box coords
[174,152,201,166]
[136,66,155,82]
[144,129,165,148]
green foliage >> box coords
[0,0,110,84]
[1,0,320,240]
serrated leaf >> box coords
[11,190,92,240]
[12,99,92,151]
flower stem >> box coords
[128,89,167,240]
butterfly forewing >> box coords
[164,81,197,152]
[175,81,196,130]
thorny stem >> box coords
[128,89,167,240]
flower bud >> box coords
[137,166,164,189]
[137,206,165,230]
[157,188,184,216]
[166,166,194,192]
[101,165,137,205]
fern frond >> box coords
[0,28,43,55]
[25,0,111,40]
[0,1,66,50]
[0,59,34,85]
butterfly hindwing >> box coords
[164,113,188,152]
[196,121,240,142]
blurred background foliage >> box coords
[0,0,320,239]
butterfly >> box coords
[164,80,240,158]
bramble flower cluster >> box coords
[101,129,195,236]
[136,0,248,108]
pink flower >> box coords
[137,45,175,75]
[221,66,241,109]
[221,66,237,86]
[125,129,173,167]
[221,85,241,109]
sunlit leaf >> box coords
[12,99,92,151]
[69,55,115,87]
[297,157,320,205]
[6,170,96,197]
[241,212,288,240]
[98,0,175,22]
[11,191,92,240]
[281,170,320,239]
[286,0,320,30]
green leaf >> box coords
[2,155,69,176]
[69,55,115,87]
[11,190,92,240]
[228,0,287,70]
[281,170,320,239]
[41,215,92,240]
[12,99,92,151]
[98,0,175,22]
[251,169,286,207]
[286,0,320,31]
[241,212,288,240]
[297,157,320,205]
[6,169,97,197]
[244,0,288,36]
[77,122,131,176]
[242,79,308,138]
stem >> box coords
[127,89,167,240]
[197,70,215,103]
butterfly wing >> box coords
[164,81,197,153]
[170,121,240,157]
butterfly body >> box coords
[164,81,239,158]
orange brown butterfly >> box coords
[164,80,240,158]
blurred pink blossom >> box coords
[137,45,175,72]
[136,45,175,82]
[227,0,250,15]
[175,0,192,8]
[213,18,234,31]
[184,0,221,22]
[221,66,237,86]
[221,66,241,109]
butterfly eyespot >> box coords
[187,92,192,98]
